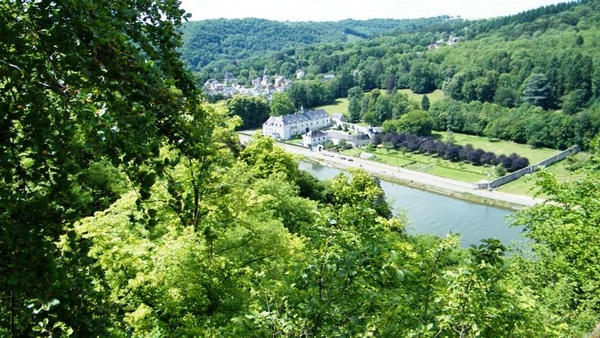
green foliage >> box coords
[512,169,600,335]
[409,59,439,94]
[287,80,335,109]
[324,169,392,219]
[180,17,460,78]
[421,94,431,111]
[0,0,211,335]
[269,92,296,116]
[522,73,552,109]
[383,110,435,136]
[347,86,364,123]
[495,165,507,177]
[226,95,270,129]
[5,1,600,336]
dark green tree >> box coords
[421,95,431,111]
[522,73,552,110]
[347,86,364,123]
[382,110,435,136]
[409,60,438,94]
[227,95,270,128]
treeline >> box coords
[467,0,585,37]
[428,98,600,150]
[378,132,530,172]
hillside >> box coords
[179,16,459,72]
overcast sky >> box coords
[180,0,570,22]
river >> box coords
[299,161,526,247]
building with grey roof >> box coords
[302,129,329,147]
[262,108,332,140]
[325,130,372,148]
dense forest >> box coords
[180,17,459,72]
[2,1,600,337]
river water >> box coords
[299,161,525,247]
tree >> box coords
[385,74,397,94]
[512,168,600,335]
[421,95,431,111]
[327,169,392,218]
[395,110,435,136]
[409,60,438,94]
[0,1,212,335]
[347,86,364,123]
[269,92,296,116]
[227,95,270,128]
[522,73,552,110]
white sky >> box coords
[180,0,570,22]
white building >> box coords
[325,130,372,148]
[302,130,328,148]
[262,108,332,140]
[331,113,348,127]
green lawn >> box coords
[432,131,560,164]
[339,131,587,187]
[398,89,445,105]
[317,90,443,117]
[497,152,590,197]
[317,98,349,116]
[341,147,496,183]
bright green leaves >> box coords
[1,0,209,335]
[326,168,392,218]
[241,134,300,180]
[512,169,600,334]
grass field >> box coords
[497,152,590,197]
[317,89,444,118]
[432,131,560,163]
[341,147,496,183]
[339,130,586,187]
[398,89,445,105]
[317,98,349,116]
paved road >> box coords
[239,134,544,208]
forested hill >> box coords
[182,1,588,84]
[180,17,456,71]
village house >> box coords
[302,129,328,148]
[203,74,292,98]
[262,108,332,140]
[331,113,348,127]
[325,130,372,148]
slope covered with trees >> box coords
[2,1,600,337]
[179,17,458,72]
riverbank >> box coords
[239,133,544,209]
[302,157,526,210]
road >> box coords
[239,134,544,208]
